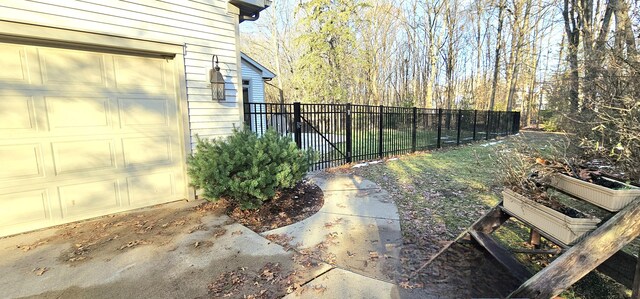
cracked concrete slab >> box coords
[263,173,403,284]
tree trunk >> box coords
[563,0,580,111]
[489,0,506,111]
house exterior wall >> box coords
[240,61,268,134]
[241,62,266,105]
[0,0,245,147]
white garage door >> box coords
[0,41,187,237]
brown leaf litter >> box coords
[207,262,301,299]
[15,201,227,265]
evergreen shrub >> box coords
[187,128,313,209]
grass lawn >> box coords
[322,128,481,164]
[343,131,632,298]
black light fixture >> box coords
[210,55,225,101]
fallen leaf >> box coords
[312,285,327,294]
[118,239,150,250]
[212,228,227,238]
[33,267,48,276]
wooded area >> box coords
[241,0,640,180]
[242,0,639,123]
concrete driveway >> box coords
[0,173,403,299]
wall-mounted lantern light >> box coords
[210,55,225,101]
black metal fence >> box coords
[244,102,520,171]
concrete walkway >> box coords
[267,173,403,298]
[0,204,332,298]
[0,173,403,298]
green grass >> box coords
[351,129,479,158]
[348,131,632,298]
[311,128,482,166]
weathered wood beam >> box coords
[509,199,640,299]
[469,230,532,283]
[471,202,511,234]
[415,204,510,277]
[510,248,563,255]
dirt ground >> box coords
[398,242,522,298]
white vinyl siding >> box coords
[241,61,267,133]
[0,0,244,145]
[241,63,267,104]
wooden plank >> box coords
[509,199,640,299]
[469,230,532,283]
[510,248,564,255]
[471,202,511,234]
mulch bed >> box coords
[227,179,324,233]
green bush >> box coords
[187,128,313,210]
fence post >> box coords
[486,110,491,140]
[293,102,302,148]
[345,103,352,163]
[496,111,502,136]
[378,105,384,158]
[513,112,521,134]
[412,107,417,152]
[456,109,462,146]
[472,110,478,141]
[437,108,443,149]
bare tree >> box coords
[489,0,507,111]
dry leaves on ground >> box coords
[207,262,300,299]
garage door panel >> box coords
[127,172,174,204]
[0,97,38,133]
[114,56,166,91]
[52,139,116,175]
[119,98,169,127]
[0,144,44,181]
[122,136,172,167]
[39,48,106,86]
[46,96,111,129]
[0,44,30,83]
[58,179,120,217]
[0,189,50,226]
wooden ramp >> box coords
[463,199,640,299]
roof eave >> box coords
[229,0,271,18]
[241,52,276,80]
